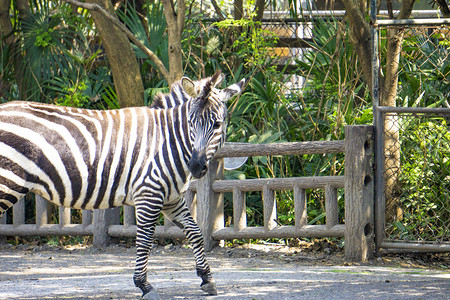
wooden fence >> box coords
[0,125,374,261]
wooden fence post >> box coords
[263,185,276,231]
[82,210,92,227]
[93,208,120,248]
[233,187,246,231]
[345,125,375,262]
[123,206,136,226]
[325,185,338,229]
[196,158,224,251]
[13,197,25,226]
[0,211,6,244]
[35,195,49,227]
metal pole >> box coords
[376,18,450,26]
[370,0,385,255]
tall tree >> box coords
[0,0,30,99]
[85,0,144,108]
[340,0,415,219]
[161,0,185,85]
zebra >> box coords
[0,72,245,299]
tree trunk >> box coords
[86,0,144,108]
[234,0,243,20]
[0,0,15,46]
[341,0,373,92]
[253,0,265,22]
[161,0,185,85]
[381,0,415,221]
[341,0,415,223]
[0,0,30,100]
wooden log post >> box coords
[196,158,224,251]
[294,185,307,229]
[0,208,6,244]
[82,210,92,227]
[35,195,49,227]
[13,197,25,226]
[263,185,277,231]
[185,189,197,221]
[233,187,246,231]
[93,208,120,248]
[123,206,136,226]
[59,207,71,228]
[325,185,338,229]
[344,125,375,262]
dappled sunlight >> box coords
[1,247,449,299]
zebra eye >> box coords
[213,122,222,130]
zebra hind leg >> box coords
[134,204,163,299]
[163,202,217,295]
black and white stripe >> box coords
[0,72,245,298]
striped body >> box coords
[0,73,245,298]
[0,100,191,211]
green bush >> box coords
[390,118,450,242]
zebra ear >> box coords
[218,78,246,102]
[182,77,198,98]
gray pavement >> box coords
[0,245,449,299]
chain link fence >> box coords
[383,111,450,244]
[379,25,450,107]
[377,23,450,247]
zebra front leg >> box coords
[163,202,217,295]
[134,204,162,300]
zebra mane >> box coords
[150,72,224,110]
[150,81,187,109]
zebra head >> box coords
[183,72,245,179]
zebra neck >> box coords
[178,102,195,165]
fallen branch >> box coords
[62,0,170,82]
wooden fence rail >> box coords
[0,125,374,262]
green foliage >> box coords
[16,0,88,102]
[390,119,450,242]
[0,42,17,102]
[4,0,448,243]
[118,1,169,94]
[397,31,450,107]
[220,17,368,229]
[214,17,278,69]
[295,18,372,140]
[182,14,278,81]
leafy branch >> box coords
[61,0,170,82]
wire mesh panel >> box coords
[378,25,449,107]
[382,111,450,244]
[374,20,450,251]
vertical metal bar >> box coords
[371,0,385,254]
[370,0,379,109]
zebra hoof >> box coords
[142,289,161,300]
[201,280,217,295]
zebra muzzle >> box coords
[188,149,208,179]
